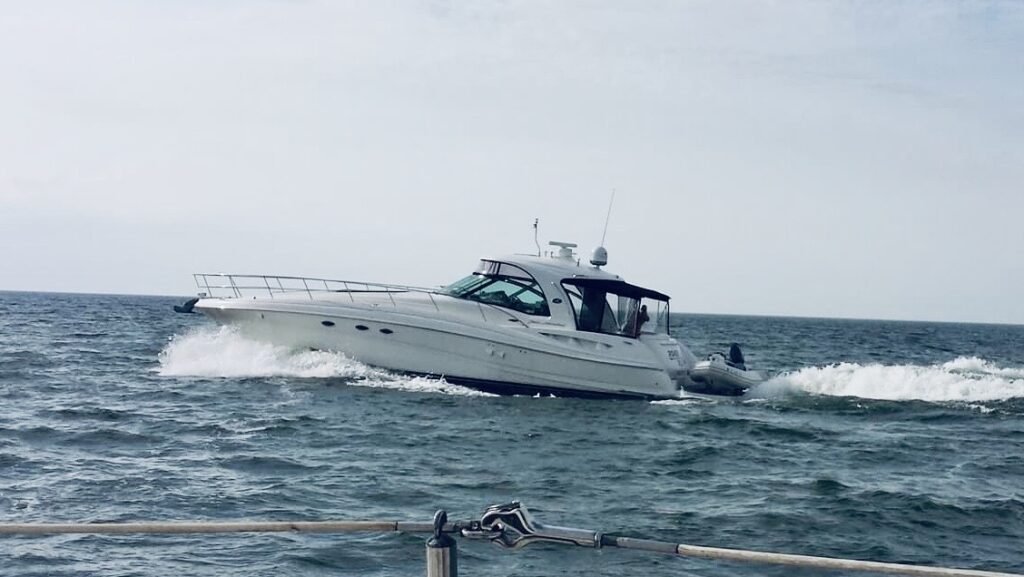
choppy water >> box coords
[1,291,1023,576]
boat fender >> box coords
[173,297,200,314]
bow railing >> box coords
[194,273,438,302]
[190,273,531,326]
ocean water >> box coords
[1,291,1023,577]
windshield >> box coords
[443,261,550,317]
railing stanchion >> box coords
[263,276,273,299]
[425,511,457,577]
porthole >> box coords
[321,320,335,327]
[380,328,394,335]
[355,325,369,331]
[552,298,563,304]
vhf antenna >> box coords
[600,189,616,246]
[533,218,541,257]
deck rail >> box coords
[192,273,530,326]
[194,273,440,302]
[2,501,1019,577]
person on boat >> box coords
[727,343,746,370]
[633,304,650,336]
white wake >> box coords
[156,325,494,397]
[757,356,1024,403]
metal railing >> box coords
[2,501,1020,577]
[194,273,438,302]
[191,273,530,327]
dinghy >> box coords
[685,344,769,396]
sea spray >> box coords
[759,356,1024,403]
[156,325,494,396]
[157,325,367,379]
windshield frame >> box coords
[443,260,551,317]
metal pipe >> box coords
[597,535,1022,577]
[673,542,1019,577]
[0,521,435,536]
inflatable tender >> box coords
[685,343,769,397]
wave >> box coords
[759,356,1024,402]
[156,326,494,397]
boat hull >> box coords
[195,298,692,400]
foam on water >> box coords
[759,356,1024,402]
[156,325,494,397]
[651,398,708,406]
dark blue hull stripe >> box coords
[681,382,748,397]
[412,373,660,400]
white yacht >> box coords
[181,242,701,399]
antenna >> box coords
[533,218,541,257]
[600,189,616,246]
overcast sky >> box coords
[1,1,1021,324]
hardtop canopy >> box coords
[561,278,670,302]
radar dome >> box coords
[590,246,608,267]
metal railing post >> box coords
[227,275,241,298]
[263,276,273,299]
[425,511,457,577]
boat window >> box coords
[443,261,550,317]
[475,260,533,280]
[561,281,668,337]
[444,273,491,296]
[649,298,670,335]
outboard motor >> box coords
[173,297,200,314]
[728,343,746,370]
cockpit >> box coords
[442,259,671,337]
[561,278,670,337]
[442,260,551,317]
